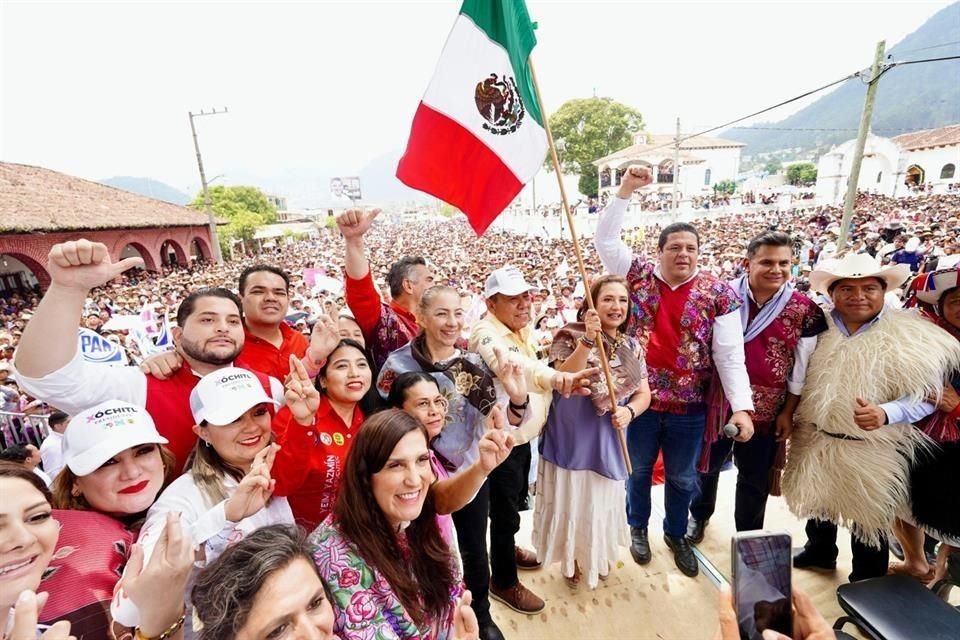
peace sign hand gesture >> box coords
[285,355,321,426]
[225,443,279,522]
[478,406,515,474]
[493,345,527,406]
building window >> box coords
[657,160,674,184]
[877,171,882,184]
[942,163,956,180]
[704,169,712,185]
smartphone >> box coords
[731,531,793,640]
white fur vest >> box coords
[782,309,960,547]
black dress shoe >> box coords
[664,534,699,577]
[480,620,506,640]
[792,547,837,571]
[629,526,651,565]
[686,517,708,544]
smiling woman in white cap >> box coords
[112,363,301,637]
[37,400,174,638]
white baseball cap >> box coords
[483,266,534,299]
[190,367,281,426]
[64,401,168,476]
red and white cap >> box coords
[189,367,281,426]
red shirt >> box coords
[345,269,419,370]
[235,322,309,380]
[272,396,365,530]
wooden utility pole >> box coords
[529,62,631,472]
[189,107,228,264]
[838,41,885,248]
[672,117,681,217]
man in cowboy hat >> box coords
[783,253,960,582]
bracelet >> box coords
[578,335,596,349]
[508,396,529,410]
[135,614,186,640]
[625,405,636,421]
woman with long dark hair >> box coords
[310,409,467,639]
[272,339,373,530]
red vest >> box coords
[143,365,272,473]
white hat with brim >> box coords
[483,266,534,299]
[915,267,960,305]
[190,367,281,426]
[809,253,911,296]
[64,401,168,476]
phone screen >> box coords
[733,533,792,640]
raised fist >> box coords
[617,165,653,198]
[336,208,381,241]
[47,240,144,292]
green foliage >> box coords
[438,203,460,218]
[713,179,737,195]
[191,185,278,253]
[324,215,338,230]
[786,162,818,185]
[547,97,644,179]
[578,167,599,198]
[762,161,782,175]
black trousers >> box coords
[690,432,779,531]
[488,442,531,589]
[804,518,889,582]
[451,481,491,625]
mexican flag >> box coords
[396,0,547,235]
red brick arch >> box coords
[111,233,159,271]
[190,236,211,261]
[0,251,50,290]
[157,238,188,267]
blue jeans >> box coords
[626,409,706,538]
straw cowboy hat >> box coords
[809,253,911,296]
[914,267,960,305]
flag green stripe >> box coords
[459,0,543,126]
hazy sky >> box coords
[1,0,955,199]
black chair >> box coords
[833,575,960,639]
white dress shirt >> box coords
[38,430,65,480]
[595,196,754,412]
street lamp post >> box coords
[188,107,228,263]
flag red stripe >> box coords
[396,102,523,235]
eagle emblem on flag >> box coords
[474,73,525,135]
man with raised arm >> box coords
[338,208,433,369]
[13,240,282,472]
[593,166,755,578]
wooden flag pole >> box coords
[528,60,632,474]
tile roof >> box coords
[0,162,212,232]
[892,124,960,151]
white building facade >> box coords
[815,124,959,203]
[594,132,743,199]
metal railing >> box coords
[0,410,51,449]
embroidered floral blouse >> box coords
[310,517,463,640]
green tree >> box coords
[763,160,782,175]
[191,185,278,255]
[547,97,644,198]
[786,162,818,185]
[713,179,737,195]
[438,203,460,218]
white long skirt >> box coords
[531,459,629,589]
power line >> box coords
[608,55,958,160]
[625,73,860,156]
[889,41,960,56]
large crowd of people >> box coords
[0,175,959,640]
